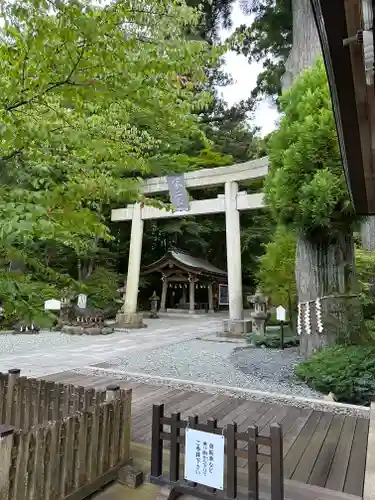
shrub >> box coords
[295,345,375,405]
[83,267,122,309]
[247,331,299,349]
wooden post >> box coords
[151,405,164,478]
[226,422,237,499]
[106,384,120,402]
[5,369,20,425]
[270,423,284,500]
[189,276,196,313]
[248,425,259,500]
[0,425,14,499]
[205,419,218,494]
[364,403,375,500]
[160,276,168,312]
[208,282,214,313]
[169,413,181,483]
[280,321,284,350]
[187,415,198,487]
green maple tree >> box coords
[0,0,222,322]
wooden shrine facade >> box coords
[142,250,227,313]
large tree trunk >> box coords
[360,218,375,251]
[360,217,375,303]
[281,0,321,90]
[295,232,363,357]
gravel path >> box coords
[0,317,222,377]
[100,337,322,399]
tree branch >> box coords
[0,148,23,163]
[5,45,86,112]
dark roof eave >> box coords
[141,251,227,278]
[310,0,370,214]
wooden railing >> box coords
[0,369,132,500]
[150,404,284,500]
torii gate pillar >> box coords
[116,203,146,328]
[225,181,243,320]
[222,181,253,335]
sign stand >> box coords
[280,321,284,350]
[276,306,286,350]
[149,404,285,500]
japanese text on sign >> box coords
[167,174,189,211]
[184,429,224,490]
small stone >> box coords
[101,327,114,335]
[323,392,336,401]
[84,327,102,335]
[62,325,85,335]
[118,465,143,488]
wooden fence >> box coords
[150,404,284,500]
[0,369,132,500]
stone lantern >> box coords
[250,288,269,335]
[149,291,160,318]
[116,285,127,313]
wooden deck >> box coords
[42,371,369,498]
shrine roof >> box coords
[310,0,375,214]
[142,250,227,278]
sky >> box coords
[219,1,279,135]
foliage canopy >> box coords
[256,225,296,308]
[264,59,355,237]
[0,0,222,321]
[231,0,292,103]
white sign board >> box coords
[276,305,286,322]
[184,429,224,490]
[77,294,87,309]
[44,299,61,311]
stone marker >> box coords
[118,465,144,488]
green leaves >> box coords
[265,58,355,236]
[0,0,222,322]
[295,345,375,405]
[256,225,296,308]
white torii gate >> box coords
[111,156,268,333]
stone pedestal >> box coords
[116,312,146,329]
[118,465,144,488]
[221,319,252,337]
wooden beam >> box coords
[344,0,375,211]
[139,157,268,195]
[310,0,369,214]
[111,193,265,222]
[364,403,375,500]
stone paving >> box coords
[0,316,222,377]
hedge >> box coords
[295,345,375,405]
